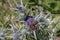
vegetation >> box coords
[0,0,60,40]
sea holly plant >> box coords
[0,0,57,40]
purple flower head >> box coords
[25,17,35,25]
